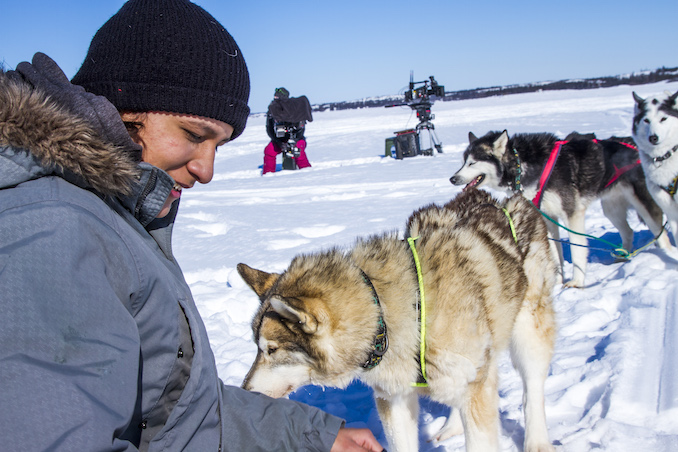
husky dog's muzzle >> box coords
[449,174,485,189]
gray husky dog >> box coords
[450,130,670,288]
[633,90,678,243]
[238,189,557,452]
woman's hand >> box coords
[330,427,385,452]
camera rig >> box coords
[386,73,445,158]
[274,122,303,170]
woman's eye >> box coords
[185,130,204,142]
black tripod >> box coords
[274,123,303,170]
[412,101,443,155]
[279,140,300,170]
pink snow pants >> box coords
[262,139,311,174]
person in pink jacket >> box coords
[263,87,313,174]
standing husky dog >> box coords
[450,130,670,288]
[632,91,678,241]
[238,189,557,452]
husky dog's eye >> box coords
[267,345,278,355]
[644,118,650,123]
[661,117,667,123]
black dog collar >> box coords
[360,270,388,369]
[653,144,678,164]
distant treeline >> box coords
[312,66,678,112]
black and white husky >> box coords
[632,91,678,242]
[450,130,671,287]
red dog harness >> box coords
[531,139,640,208]
[532,140,566,208]
[603,140,641,188]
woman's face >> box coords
[122,111,234,218]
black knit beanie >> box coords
[72,0,250,139]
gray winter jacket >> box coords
[0,69,343,451]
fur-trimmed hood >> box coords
[0,69,140,196]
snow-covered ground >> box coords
[173,82,678,451]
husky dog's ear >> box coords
[468,131,478,143]
[492,130,510,158]
[632,92,644,106]
[237,263,280,300]
[668,91,678,107]
[270,297,318,334]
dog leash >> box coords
[528,139,661,259]
[407,236,429,387]
[536,209,629,259]
[536,209,667,260]
[619,222,669,258]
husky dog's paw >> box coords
[563,278,584,288]
[432,409,463,442]
[525,443,556,452]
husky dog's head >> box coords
[237,253,381,398]
[632,91,678,157]
[449,130,510,191]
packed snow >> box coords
[173,82,678,451]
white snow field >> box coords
[173,81,678,451]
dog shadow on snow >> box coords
[290,380,540,451]
[561,229,668,265]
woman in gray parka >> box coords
[0,1,383,451]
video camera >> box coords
[274,122,303,139]
[387,73,445,123]
[385,73,445,158]
[404,75,445,103]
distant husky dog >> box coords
[632,90,678,240]
[449,130,670,288]
[238,189,557,452]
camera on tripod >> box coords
[385,73,445,159]
[404,75,445,104]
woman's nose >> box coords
[187,147,215,184]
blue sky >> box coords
[3,0,677,113]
